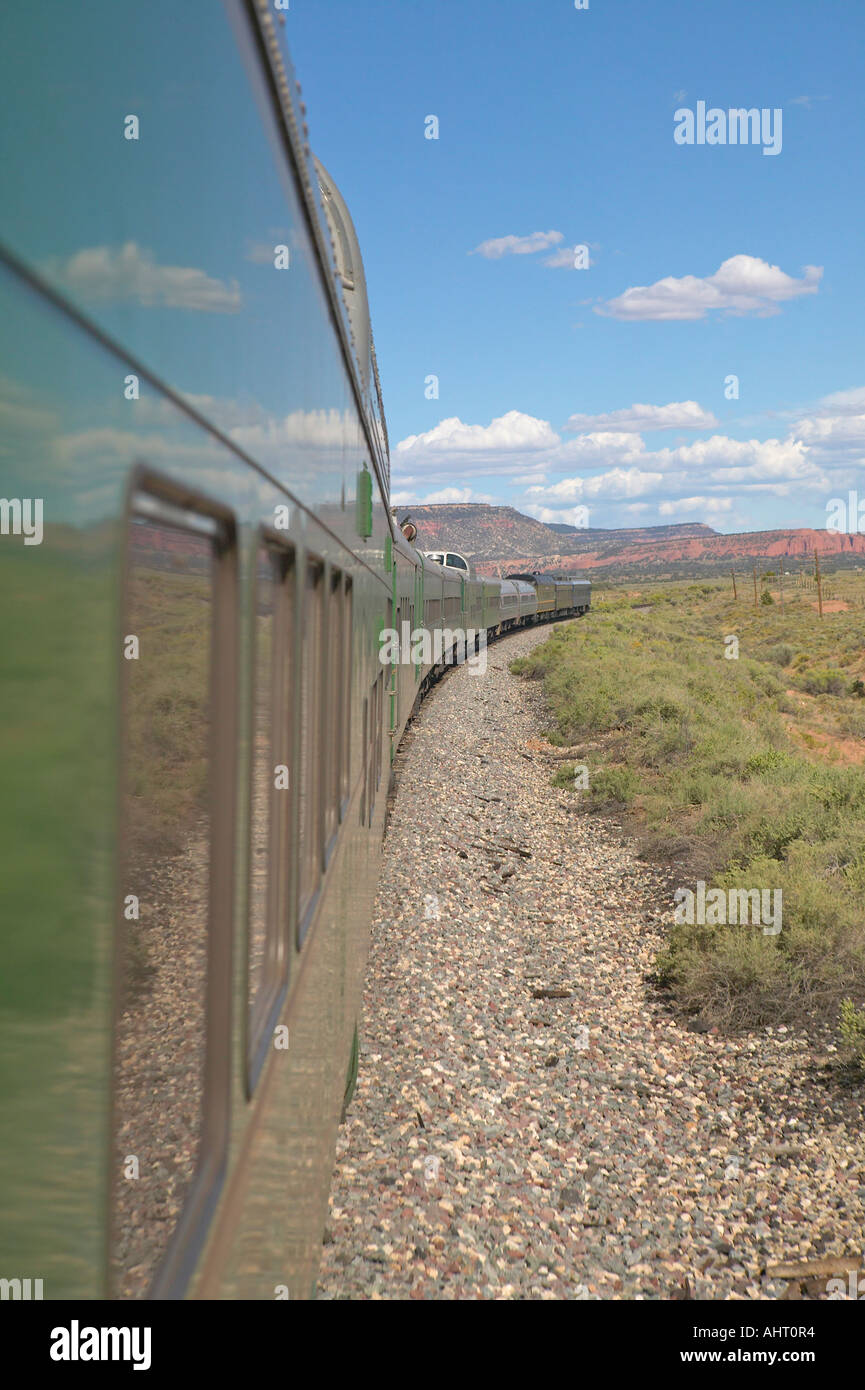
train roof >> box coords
[311,155,390,496]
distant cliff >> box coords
[398,504,865,578]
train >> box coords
[0,0,589,1300]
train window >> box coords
[325,568,343,850]
[112,480,235,1300]
[298,559,324,940]
[248,541,294,1084]
[359,695,368,826]
[341,578,353,810]
[374,669,385,794]
[410,599,419,675]
[371,674,379,819]
[365,670,384,826]
[367,680,376,826]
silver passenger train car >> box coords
[0,0,589,1300]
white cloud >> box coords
[230,408,355,453]
[46,242,242,312]
[391,485,494,505]
[519,433,830,519]
[542,245,592,269]
[395,409,823,486]
[658,496,734,517]
[245,231,295,265]
[565,400,718,433]
[527,467,666,503]
[794,411,865,453]
[55,426,223,467]
[524,504,592,528]
[397,410,559,462]
[584,467,666,500]
[146,392,358,453]
[470,230,564,259]
[0,377,56,435]
[393,378,865,518]
[813,385,865,415]
[555,431,648,467]
[663,434,815,480]
[597,254,822,321]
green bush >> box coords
[840,999,865,1066]
[763,643,795,667]
[587,765,639,805]
[796,667,846,695]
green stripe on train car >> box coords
[356,467,373,539]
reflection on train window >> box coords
[113,509,216,1299]
[298,559,324,936]
[248,543,294,1070]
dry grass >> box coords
[512,575,865,1050]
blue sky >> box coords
[285,0,865,534]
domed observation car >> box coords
[422,550,473,577]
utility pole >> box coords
[731,567,738,600]
[779,560,784,612]
[815,550,823,619]
[753,564,759,610]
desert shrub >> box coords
[796,667,845,695]
[744,748,797,776]
[586,765,639,806]
[840,999,865,1066]
[763,642,795,667]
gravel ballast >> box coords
[317,621,865,1300]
